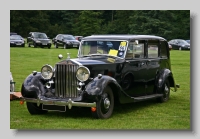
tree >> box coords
[72,10,103,36]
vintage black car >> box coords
[53,34,80,49]
[27,32,52,48]
[20,35,179,119]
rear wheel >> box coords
[157,79,170,103]
[26,102,48,115]
[91,86,114,119]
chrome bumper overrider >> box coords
[20,97,96,109]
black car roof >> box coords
[58,34,73,36]
[30,32,46,34]
[82,34,166,41]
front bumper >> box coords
[20,97,96,109]
[10,42,25,46]
[35,42,51,46]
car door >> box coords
[171,40,179,50]
[145,40,160,95]
[122,40,147,97]
[57,35,63,47]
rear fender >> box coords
[156,69,177,92]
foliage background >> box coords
[10,10,190,40]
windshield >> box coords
[63,35,76,40]
[79,40,128,58]
[10,35,22,40]
[33,33,48,39]
[177,40,189,45]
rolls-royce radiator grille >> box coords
[55,64,79,98]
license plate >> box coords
[16,43,21,45]
[43,43,47,45]
[42,104,66,112]
[73,45,77,47]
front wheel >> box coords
[54,43,58,48]
[26,102,48,115]
[91,86,114,119]
[34,42,37,48]
[157,80,170,103]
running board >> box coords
[133,94,163,102]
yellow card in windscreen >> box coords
[109,49,118,56]
[120,41,127,47]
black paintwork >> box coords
[27,32,52,48]
[53,34,80,49]
[168,39,190,50]
[21,34,179,116]
[10,35,25,47]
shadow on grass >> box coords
[32,99,160,119]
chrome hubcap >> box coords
[104,98,110,109]
[164,84,169,96]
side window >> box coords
[126,40,145,59]
[28,33,31,38]
[148,40,159,58]
[57,35,61,40]
[160,41,168,58]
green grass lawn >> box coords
[10,45,190,130]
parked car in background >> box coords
[168,39,190,50]
[10,35,25,47]
[53,34,80,49]
[20,34,179,119]
[27,32,52,48]
[74,36,83,42]
[185,40,190,44]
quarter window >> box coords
[148,40,159,58]
[160,41,168,58]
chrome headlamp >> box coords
[41,64,53,79]
[76,66,90,82]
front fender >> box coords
[21,72,46,98]
[85,75,121,97]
